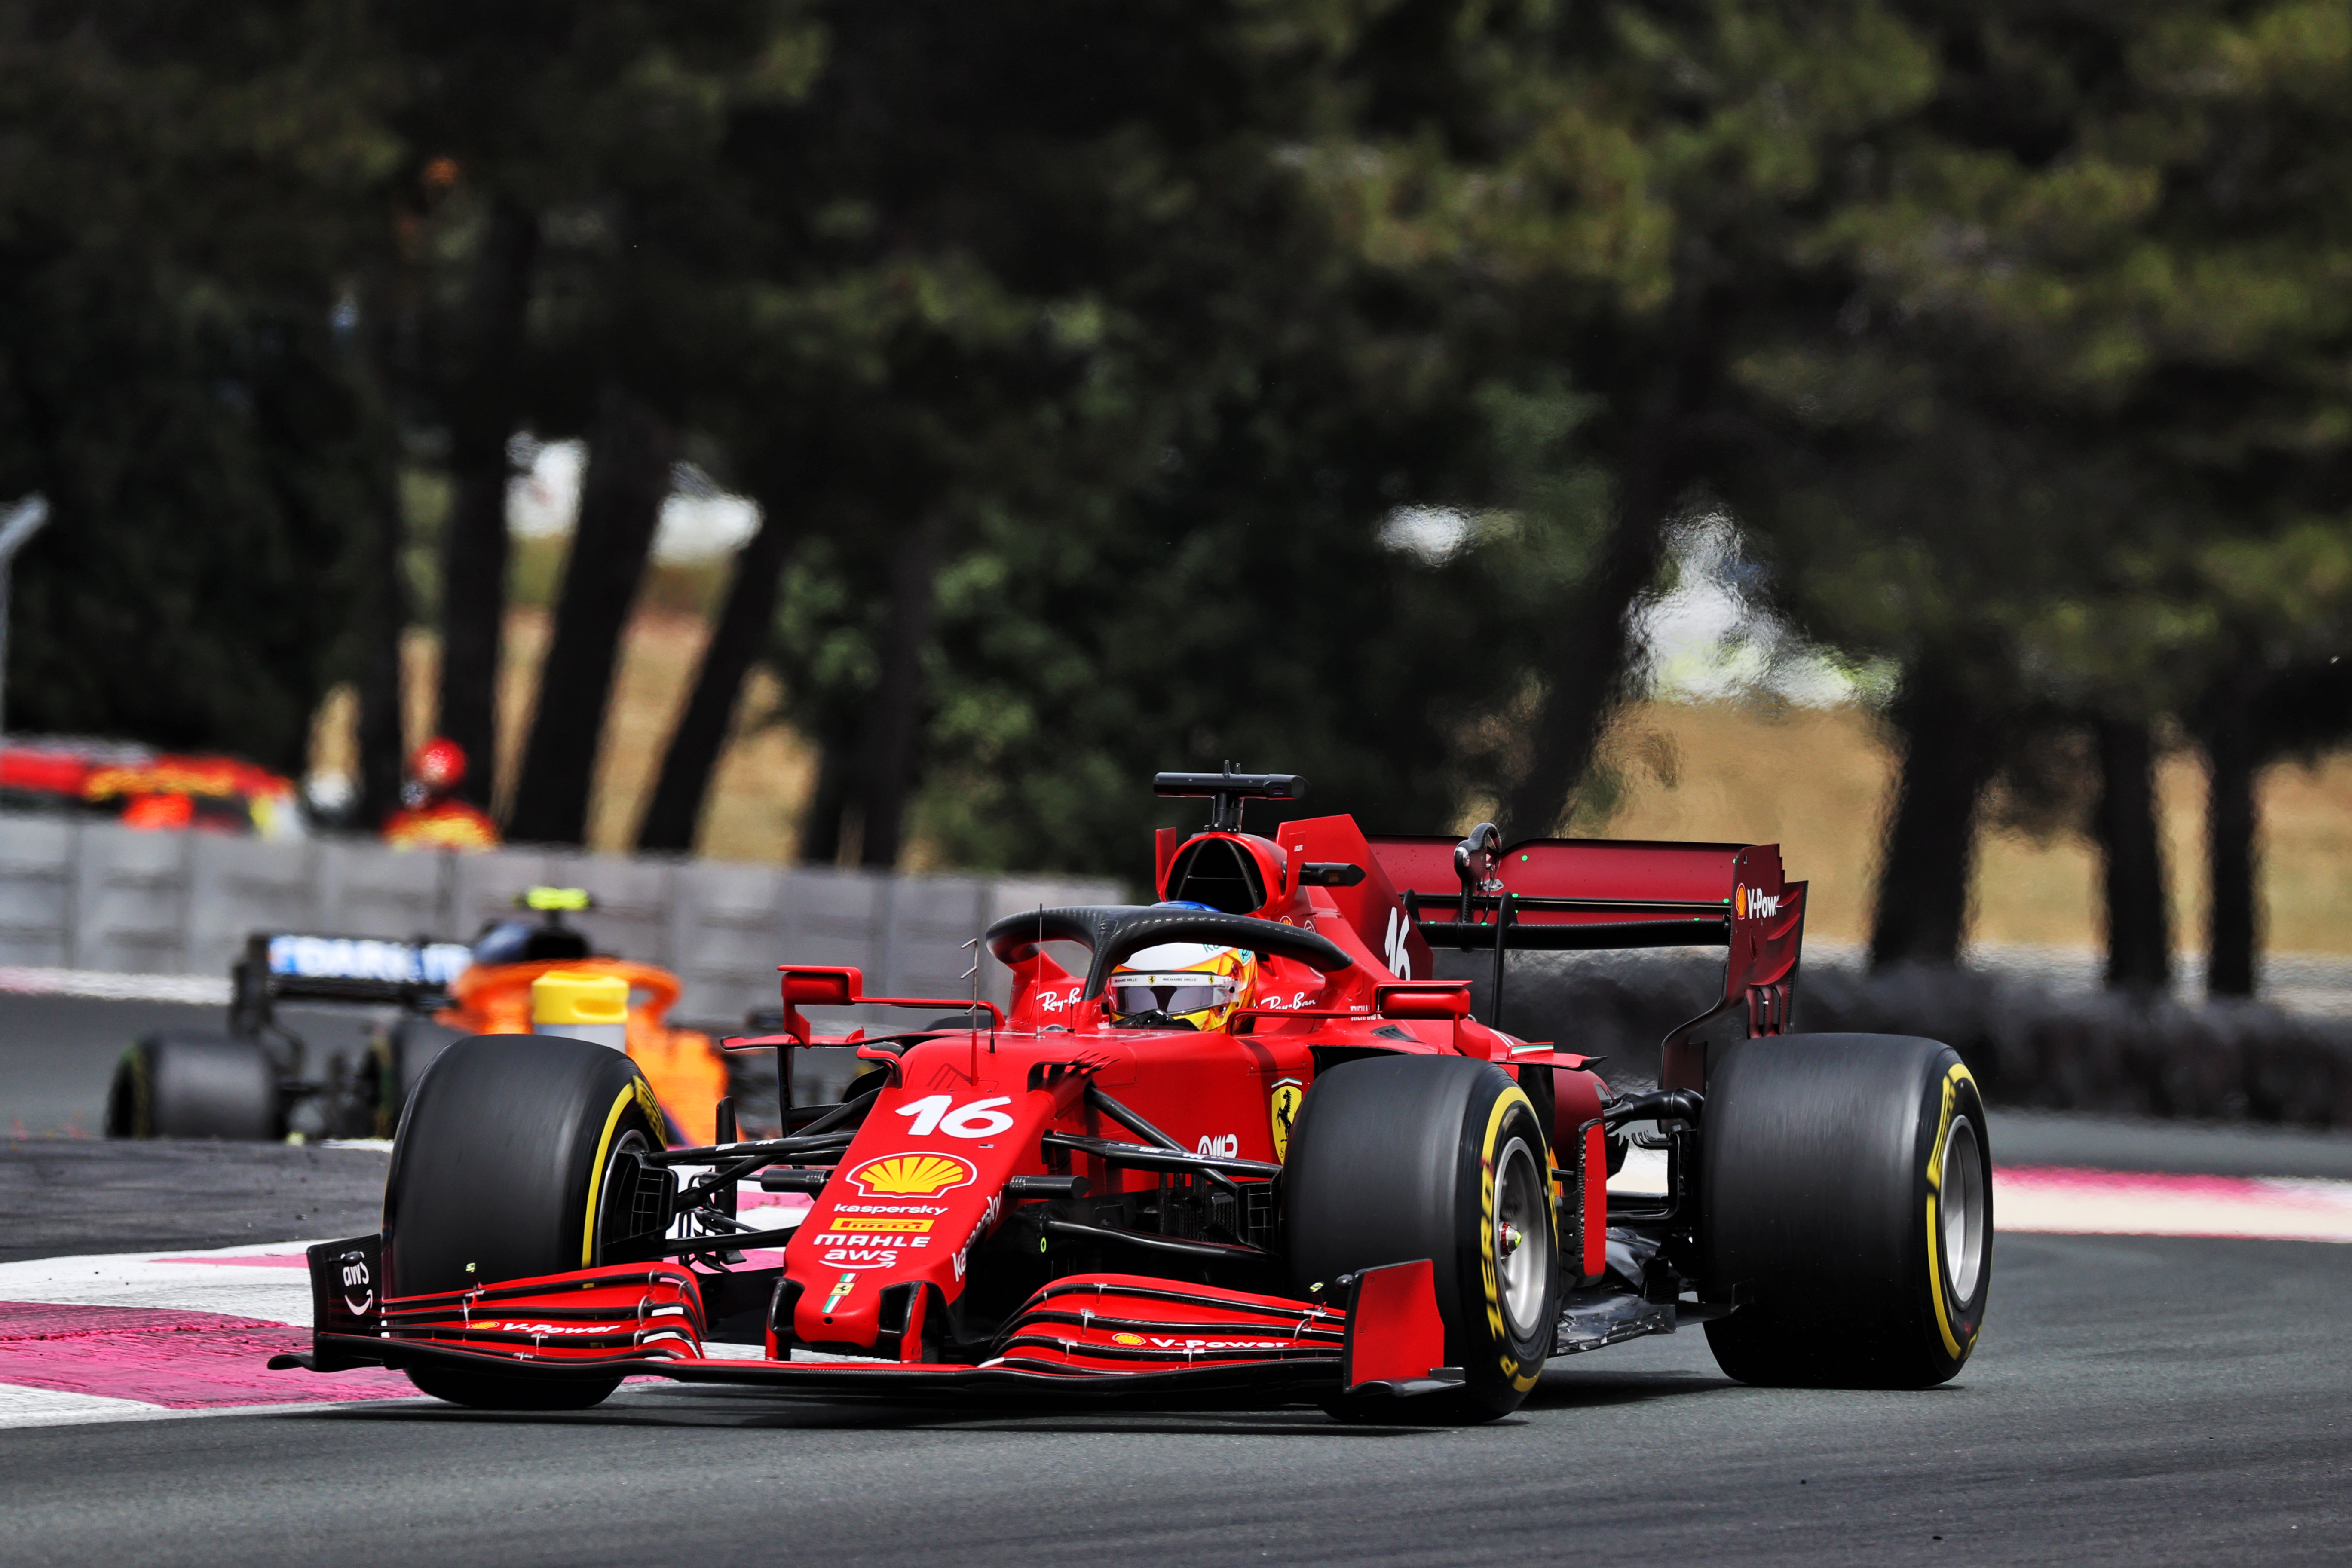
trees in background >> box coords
[674,0,1560,871]
[0,0,395,773]
[378,0,820,830]
[1650,0,2351,986]
[1,0,2346,992]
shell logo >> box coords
[845,1152,976,1198]
[1111,1332,1146,1346]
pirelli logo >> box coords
[828,1217,933,1234]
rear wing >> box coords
[232,933,472,1029]
[1365,834,1805,1083]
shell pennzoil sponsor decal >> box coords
[1268,1079,1303,1161]
[1733,885,1782,920]
[843,1152,976,1198]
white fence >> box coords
[0,814,1119,1025]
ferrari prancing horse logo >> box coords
[1268,1080,1304,1162]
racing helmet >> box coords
[1106,906,1257,1031]
[410,737,467,792]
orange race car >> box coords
[106,888,732,1146]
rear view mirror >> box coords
[780,966,862,1007]
[1375,981,1472,1020]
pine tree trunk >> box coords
[635,504,797,852]
[2095,714,2172,993]
[433,197,538,810]
[850,511,951,868]
[353,276,410,832]
[798,737,852,864]
[1869,661,2000,968]
[2203,675,2259,998]
[1500,279,1714,837]
[355,458,408,830]
[506,389,674,846]
[1499,437,1678,837]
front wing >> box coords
[271,1236,1459,1406]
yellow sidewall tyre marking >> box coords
[1923,1061,1981,1364]
[1475,1084,1546,1393]
[579,1081,655,1268]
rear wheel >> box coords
[364,1018,466,1139]
[385,1035,668,1409]
[105,1033,279,1140]
[1286,1055,1559,1422]
[1699,1033,1993,1388]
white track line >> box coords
[0,966,230,1005]
[1996,1166,2352,1244]
[1622,1152,2352,1245]
[0,1240,324,1326]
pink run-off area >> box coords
[0,1236,796,1424]
[0,1302,414,1409]
[1994,1165,2352,1244]
[0,1191,808,1425]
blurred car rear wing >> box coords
[232,932,469,1027]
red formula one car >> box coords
[278,771,1993,1420]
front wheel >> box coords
[384,1035,670,1409]
[1698,1033,1993,1388]
[1285,1055,1559,1422]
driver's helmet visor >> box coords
[1108,971,1238,1020]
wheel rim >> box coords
[591,1128,654,1264]
[1492,1136,1553,1338]
[1939,1115,1986,1302]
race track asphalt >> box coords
[2,1157,2346,1564]
[0,1137,390,1264]
[3,996,2351,1566]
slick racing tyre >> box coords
[1698,1033,1992,1389]
[1286,1056,1559,1422]
[105,1033,279,1141]
[384,1035,668,1410]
